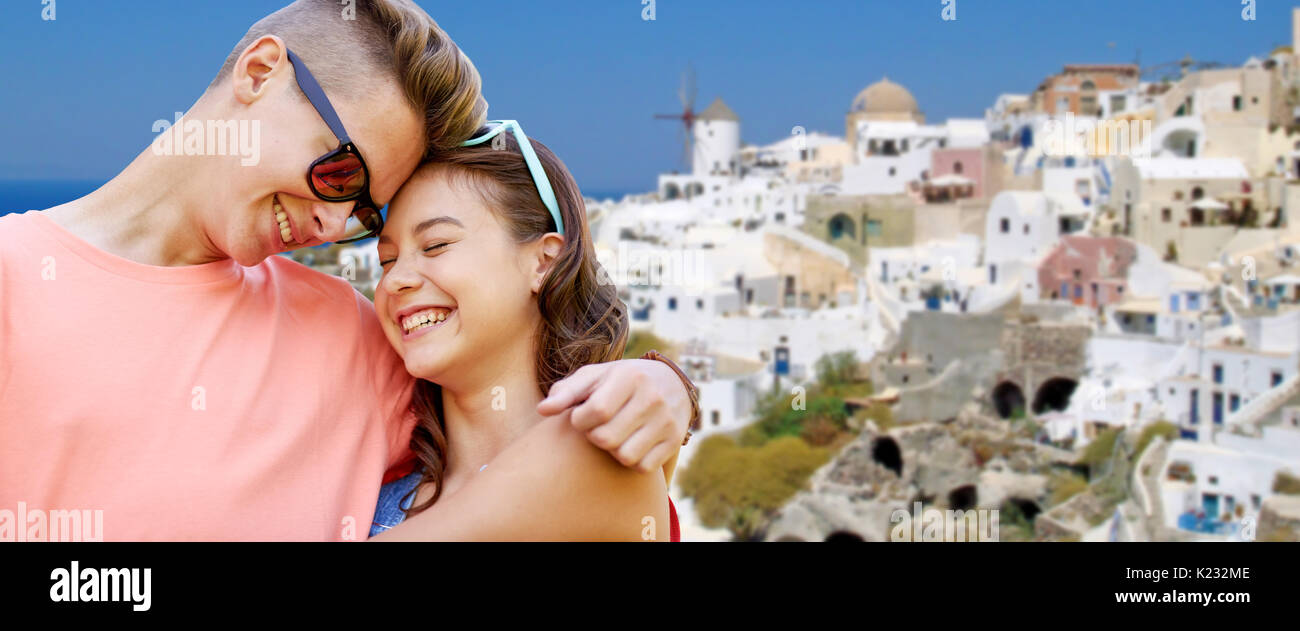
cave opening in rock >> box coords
[1006,497,1042,521]
[871,437,903,476]
[1032,377,1078,414]
[824,530,864,542]
[992,381,1026,419]
[948,484,978,511]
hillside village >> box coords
[322,10,1300,542]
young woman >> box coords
[368,121,680,541]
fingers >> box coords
[636,440,679,476]
[536,364,601,417]
[612,416,666,472]
[592,386,674,471]
[573,370,636,435]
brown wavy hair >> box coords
[404,129,628,515]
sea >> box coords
[0,180,103,217]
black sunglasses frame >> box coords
[286,48,383,244]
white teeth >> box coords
[400,309,452,333]
[275,197,295,244]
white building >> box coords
[693,98,741,177]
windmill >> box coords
[654,64,700,171]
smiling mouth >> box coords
[399,307,456,338]
[274,195,299,245]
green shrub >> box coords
[678,435,831,539]
[1080,427,1122,477]
[1273,470,1300,495]
[622,330,671,360]
[1135,421,1178,456]
[1048,471,1088,506]
[814,351,859,386]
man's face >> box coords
[208,42,425,266]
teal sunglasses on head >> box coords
[459,119,565,237]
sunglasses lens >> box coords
[340,205,382,242]
[311,151,366,200]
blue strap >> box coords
[286,49,352,145]
[461,120,565,237]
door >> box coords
[1202,493,1219,520]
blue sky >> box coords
[0,0,1293,192]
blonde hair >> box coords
[208,0,486,156]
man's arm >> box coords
[535,357,695,475]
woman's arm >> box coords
[372,412,671,541]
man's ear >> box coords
[530,233,565,294]
[231,35,289,106]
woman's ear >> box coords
[530,233,565,294]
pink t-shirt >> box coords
[0,210,417,541]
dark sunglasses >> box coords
[286,48,383,243]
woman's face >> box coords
[374,169,546,385]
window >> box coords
[866,219,882,236]
[1233,95,1243,111]
[1229,394,1240,412]
[954,161,964,174]
[1208,476,1219,485]
[1213,363,1223,384]
[1073,269,1082,281]
[1000,218,1010,233]
[1174,191,1183,201]
[667,297,677,310]
[711,410,720,426]
[1161,208,1172,222]
[696,299,704,310]
[1272,370,1284,387]
[1023,223,1030,235]
[888,167,896,176]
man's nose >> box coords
[310,201,354,243]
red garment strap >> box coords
[668,496,681,542]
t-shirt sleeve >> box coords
[351,288,419,474]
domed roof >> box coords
[697,97,739,122]
[850,77,919,115]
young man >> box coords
[0,0,693,541]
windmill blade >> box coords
[680,64,697,111]
[679,124,691,168]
